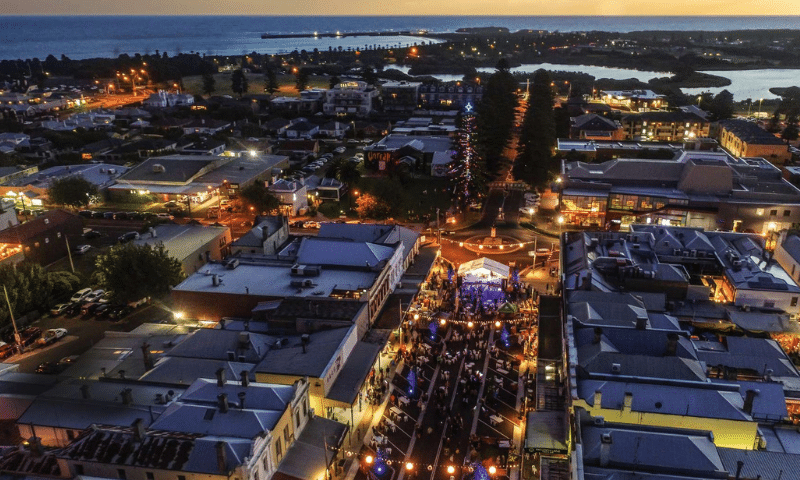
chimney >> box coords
[592,327,602,345]
[216,368,226,387]
[131,418,145,442]
[301,333,310,354]
[743,389,759,415]
[262,226,269,241]
[219,318,226,330]
[121,388,133,406]
[80,384,90,400]
[238,391,246,410]
[118,370,126,379]
[665,333,679,356]
[212,274,219,287]
[141,342,153,371]
[240,370,249,388]
[623,392,633,412]
[238,332,250,350]
[735,460,744,480]
[27,436,42,457]
[217,393,229,413]
[635,315,647,330]
[599,432,612,467]
[216,441,227,474]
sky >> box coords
[1,0,790,16]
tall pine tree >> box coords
[475,58,518,175]
[451,111,487,210]
[515,69,556,187]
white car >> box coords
[333,146,346,154]
[37,328,67,345]
[84,289,105,302]
[50,304,70,316]
[73,244,91,255]
[70,288,92,303]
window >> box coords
[764,301,775,308]
[792,297,798,307]
[117,469,127,480]
[146,473,154,480]
[757,208,764,216]
[771,209,778,216]
[302,400,308,418]
[262,452,270,472]
[284,425,290,442]
[178,476,186,480]
[67,430,75,441]
[275,438,283,462]
[295,410,301,428]
[75,465,84,475]
[785,210,792,217]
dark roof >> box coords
[717,448,800,479]
[719,119,786,146]
[623,111,708,124]
[0,209,80,243]
[572,114,619,132]
[271,298,364,322]
[118,156,216,184]
[286,121,317,132]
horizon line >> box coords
[2,13,800,17]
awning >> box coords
[524,411,567,454]
[276,416,348,480]
[326,341,383,408]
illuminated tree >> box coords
[450,110,487,209]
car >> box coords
[18,327,42,347]
[128,212,144,221]
[156,213,173,220]
[333,146,346,154]
[113,212,129,220]
[94,304,111,317]
[73,244,91,255]
[78,210,94,218]
[50,303,70,316]
[164,201,180,208]
[118,231,140,243]
[65,302,83,316]
[321,153,333,159]
[83,230,102,239]
[108,305,132,322]
[349,157,362,164]
[70,288,92,303]
[81,302,101,317]
[84,289,105,302]
[355,153,364,160]
[37,328,67,345]
[0,343,15,359]
[220,199,230,207]
[103,211,115,220]
[57,355,79,366]
[346,139,359,145]
[35,361,64,374]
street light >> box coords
[488,466,497,475]
[447,466,455,474]
[406,463,414,471]
[758,98,764,119]
[365,455,374,465]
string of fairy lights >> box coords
[332,446,524,471]
[439,237,556,251]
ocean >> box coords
[1,15,799,61]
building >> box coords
[304,175,346,202]
[0,165,39,185]
[556,138,687,162]
[620,111,709,141]
[268,179,308,216]
[392,117,458,137]
[363,134,453,173]
[109,154,288,203]
[284,120,319,140]
[317,222,420,271]
[171,234,405,326]
[0,209,83,265]
[323,81,379,117]
[132,223,232,274]
[381,81,422,113]
[569,114,623,140]
[560,150,800,231]
[142,90,195,108]
[11,163,129,193]
[182,118,232,136]
[275,140,319,159]
[599,89,667,111]
[418,81,483,110]
[718,119,792,165]
[230,216,289,256]
[774,230,800,285]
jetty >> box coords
[261,30,431,39]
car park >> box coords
[50,303,70,316]
[70,288,92,303]
[37,328,67,345]
[84,289,105,302]
[73,244,91,255]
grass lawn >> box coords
[182,73,331,98]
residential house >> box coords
[620,111,709,141]
[569,113,623,140]
[268,179,308,216]
[718,119,791,165]
[0,209,83,265]
[132,223,232,274]
[230,215,289,256]
[284,120,319,140]
[183,118,232,136]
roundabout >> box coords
[460,234,526,254]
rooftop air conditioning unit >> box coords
[152,164,165,173]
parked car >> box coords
[73,244,91,255]
[113,212,129,220]
[65,302,83,316]
[108,305,132,322]
[81,302,101,317]
[84,289,105,302]
[94,304,111,317]
[57,355,79,366]
[156,213,173,220]
[18,327,42,347]
[50,303,70,316]
[118,231,140,243]
[37,328,67,345]
[70,287,92,303]
[83,230,102,239]
[0,343,15,359]
[35,361,64,374]
[103,212,115,220]
[91,211,106,219]
[333,146,346,154]
[78,210,94,218]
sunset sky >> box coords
[1,0,789,16]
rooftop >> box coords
[131,223,229,263]
[719,119,786,146]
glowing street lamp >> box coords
[365,455,374,465]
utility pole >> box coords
[3,285,22,354]
[64,234,75,274]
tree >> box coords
[327,158,362,186]
[514,69,556,187]
[0,264,80,328]
[708,89,734,121]
[451,112,487,209]
[93,244,184,304]
[782,115,799,141]
[328,75,341,89]
[231,68,248,97]
[295,68,310,92]
[355,193,392,219]
[47,176,97,209]
[239,181,280,214]
[265,68,279,94]
[475,58,518,174]
[362,66,378,86]
[369,177,405,218]
[201,72,216,96]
